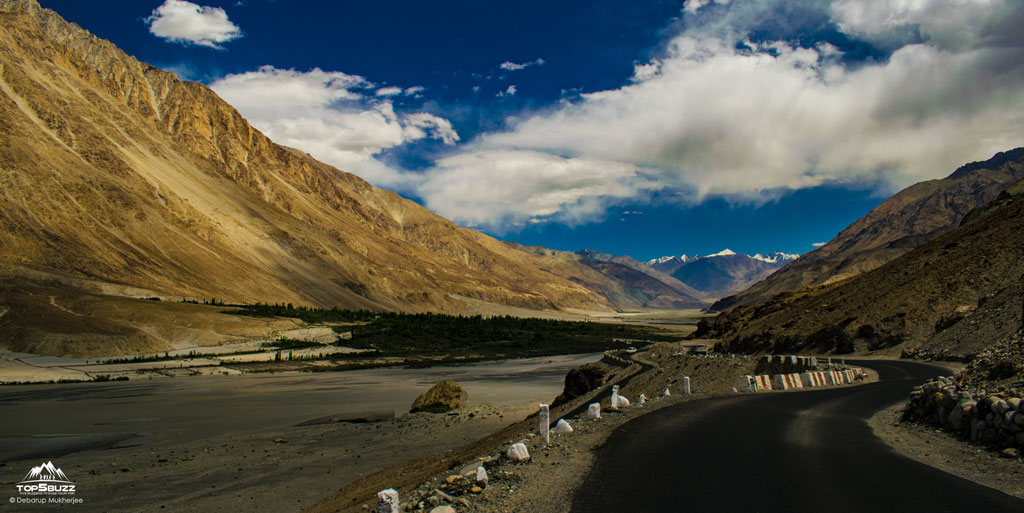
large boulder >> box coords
[410,379,468,413]
[553,363,607,406]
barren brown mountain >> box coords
[0,1,642,313]
[710,148,1024,312]
[695,178,1024,360]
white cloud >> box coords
[500,58,546,71]
[210,66,458,188]
[684,0,731,15]
[402,113,460,146]
[375,86,403,97]
[830,0,1020,50]
[403,0,1024,229]
[146,0,242,49]
[631,61,662,83]
[417,150,661,229]
[204,0,1024,234]
[812,242,827,247]
[474,23,1024,200]
[404,86,426,96]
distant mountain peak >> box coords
[646,255,692,266]
[706,249,736,257]
[751,251,799,264]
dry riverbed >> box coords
[0,354,599,512]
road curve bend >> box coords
[571,359,1024,512]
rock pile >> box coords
[410,380,468,413]
[903,375,1024,455]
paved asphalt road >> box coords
[571,359,1024,512]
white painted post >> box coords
[611,384,620,409]
[587,403,601,419]
[539,403,550,445]
[377,488,399,513]
[682,376,691,394]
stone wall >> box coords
[903,376,1024,454]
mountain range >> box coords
[0,0,630,319]
[1,0,793,357]
[710,148,1024,312]
[644,250,798,296]
[696,156,1024,360]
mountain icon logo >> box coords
[19,461,73,484]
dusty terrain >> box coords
[0,354,598,512]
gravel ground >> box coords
[870,404,1024,499]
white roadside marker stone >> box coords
[507,442,530,461]
[555,418,574,433]
[682,376,691,394]
[476,465,488,485]
[611,385,620,409]
[638,393,646,405]
[664,387,671,396]
[377,488,399,513]
[588,403,601,419]
[539,403,550,445]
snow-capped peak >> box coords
[706,249,736,257]
[751,251,800,264]
[646,255,691,266]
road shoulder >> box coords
[869,403,1024,499]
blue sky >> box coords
[38,0,1024,261]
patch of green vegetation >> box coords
[260,338,322,351]
[228,304,676,359]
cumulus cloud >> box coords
[812,242,827,247]
[404,86,426,96]
[146,0,242,49]
[497,85,517,97]
[500,58,546,71]
[418,150,661,229]
[465,0,1024,203]
[210,67,458,187]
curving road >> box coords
[571,359,1024,512]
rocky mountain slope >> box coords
[0,0,623,322]
[694,178,1024,360]
[710,149,1024,312]
[504,245,705,310]
[575,249,704,301]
